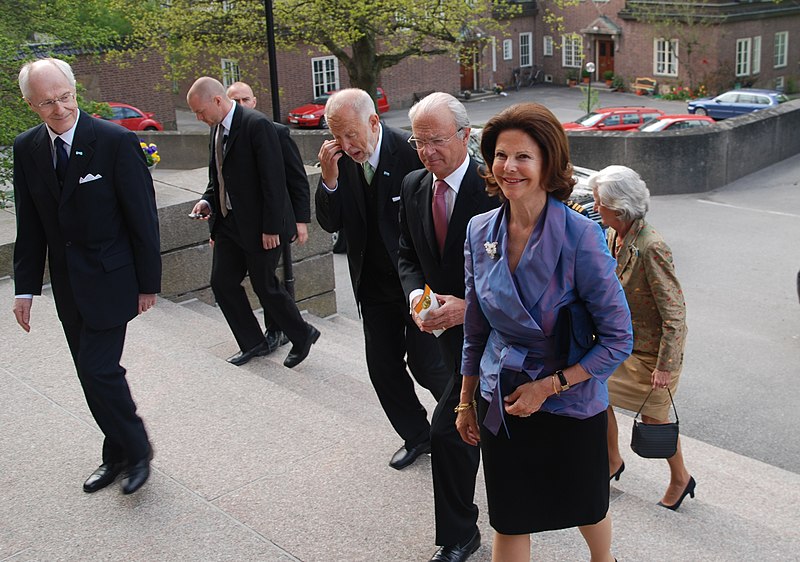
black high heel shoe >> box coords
[610,462,625,481]
[657,476,696,511]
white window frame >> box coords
[775,76,785,91]
[543,35,553,57]
[752,36,761,75]
[774,31,788,68]
[311,56,339,98]
[221,59,240,87]
[562,34,582,68]
[519,32,532,67]
[653,38,678,77]
[736,38,751,77]
[503,39,513,61]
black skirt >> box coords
[479,398,610,534]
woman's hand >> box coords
[651,368,672,389]
[504,380,548,418]
[456,408,481,446]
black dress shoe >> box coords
[657,476,696,511]
[283,325,320,368]
[121,452,153,495]
[430,529,481,562]
[265,329,290,353]
[83,462,125,493]
[227,340,271,366]
[389,441,431,470]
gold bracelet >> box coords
[551,375,561,396]
[454,400,477,413]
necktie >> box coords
[54,137,69,186]
[432,179,449,254]
[215,125,228,217]
[362,161,375,184]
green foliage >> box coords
[110,0,520,104]
[578,85,599,113]
[603,70,614,81]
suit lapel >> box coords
[444,159,482,257]
[30,124,61,201]
[373,127,396,217]
[60,111,96,204]
[222,103,241,163]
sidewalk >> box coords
[2,173,799,562]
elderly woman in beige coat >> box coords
[591,165,694,511]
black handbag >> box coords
[630,388,679,459]
[554,300,597,366]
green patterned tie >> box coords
[362,161,375,184]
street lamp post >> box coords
[585,62,596,113]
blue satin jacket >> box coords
[462,196,633,426]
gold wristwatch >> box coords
[555,370,570,392]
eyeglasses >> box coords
[407,128,463,150]
[35,92,75,109]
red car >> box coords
[637,114,715,132]
[95,102,164,131]
[288,87,389,129]
[562,106,665,131]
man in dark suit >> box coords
[12,58,161,495]
[226,81,311,352]
[188,77,319,368]
[315,88,449,469]
[398,92,499,562]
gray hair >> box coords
[408,92,470,136]
[589,165,650,222]
[19,58,76,98]
[325,88,375,126]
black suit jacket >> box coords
[315,125,423,301]
[13,110,161,330]
[275,122,310,224]
[203,104,295,250]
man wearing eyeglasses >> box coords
[315,88,449,471]
[12,58,161,495]
[398,92,498,562]
[225,81,310,353]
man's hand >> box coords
[294,223,309,245]
[410,294,425,331]
[419,295,466,333]
[138,294,156,314]
[190,200,211,220]
[12,298,32,332]
[262,233,280,250]
[318,139,344,188]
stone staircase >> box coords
[2,276,799,561]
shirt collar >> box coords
[219,102,236,134]
[366,123,383,170]
[434,153,470,194]
[47,110,80,148]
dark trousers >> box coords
[62,320,150,464]
[431,327,480,546]
[360,298,449,448]
[211,213,308,352]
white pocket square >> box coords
[391,196,401,202]
[79,173,103,184]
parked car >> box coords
[637,114,716,132]
[562,106,665,131]
[687,88,789,119]
[288,87,390,129]
[95,102,164,131]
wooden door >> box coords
[597,40,615,78]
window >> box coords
[520,32,532,67]
[775,76,785,91]
[312,56,339,97]
[774,31,788,68]
[752,36,761,74]
[221,59,240,87]
[562,34,582,68]
[503,39,513,61]
[654,39,678,76]
[736,38,751,76]
[543,36,553,57]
